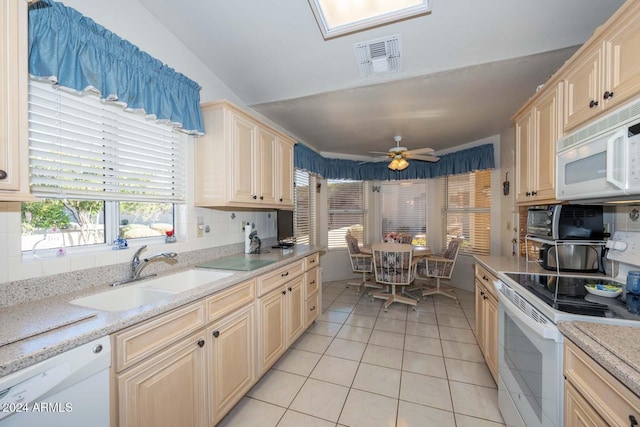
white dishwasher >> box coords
[0,336,110,427]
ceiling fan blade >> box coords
[410,154,440,162]
[405,147,435,155]
[369,151,393,155]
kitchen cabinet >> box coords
[116,330,208,427]
[195,100,295,209]
[257,274,305,376]
[562,1,640,133]
[564,339,640,427]
[0,0,31,200]
[304,253,321,328]
[474,263,498,383]
[514,83,561,205]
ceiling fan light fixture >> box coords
[397,158,409,170]
[388,158,400,170]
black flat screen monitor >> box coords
[277,210,294,242]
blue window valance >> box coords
[28,0,205,135]
[295,143,495,180]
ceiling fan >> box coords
[369,136,440,170]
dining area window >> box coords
[380,180,427,244]
[327,179,367,249]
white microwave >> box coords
[556,100,640,203]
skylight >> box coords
[308,0,431,39]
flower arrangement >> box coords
[384,232,399,242]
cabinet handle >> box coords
[589,100,599,108]
[0,170,6,180]
[604,91,614,100]
[197,339,205,348]
[252,195,257,199]
[531,191,537,196]
[212,330,220,338]
[288,286,292,292]
[310,305,316,311]
[482,275,488,281]
[260,196,264,200]
[310,280,316,285]
[279,198,283,202]
[282,289,287,295]
[281,271,289,277]
[526,191,531,196]
[630,415,638,427]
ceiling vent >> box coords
[354,34,402,78]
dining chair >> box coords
[345,235,381,295]
[369,243,419,311]
[416,238,463,302]
[396,232,413,244]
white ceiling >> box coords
[138,0,624,159]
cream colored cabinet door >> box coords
[0,0,30,199]
[208,305,255,425]
[229,113,258,203]
[474,279,486,355]
[258,128,276,205]
[117,331,207,427]
[565,382,606,427]
[514,110,533,203]
[484,292,498,383]
[532,85,560,203]
[257,287,286,376]
[602,4,640,112]
[286,277,305,344]
[563,46,603,133]
[276,139,294,207]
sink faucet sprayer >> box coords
[112,245,178,286]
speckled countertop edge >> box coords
[0,245,323,378]
[558,321,640,396]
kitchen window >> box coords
[22,80,185,253]
[294,169,317,245]
[327,179,367,249]
[380,180,428,243]
[441,170,491,255]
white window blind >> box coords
[380,180,427,243]
[28,80,186,202]
[327,179,366,249]
[442,170,492,255]
[294,169,316,245]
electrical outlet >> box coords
[196,224,203,238]
[241,221,246,232]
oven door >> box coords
[497,286,564,427]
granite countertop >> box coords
[0,245,323,378]
[559,321,640,396]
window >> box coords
[327,179,366,249]
[380,180,427,244]
[22,80,184,253]
[442,170,492,255]
[293,169,317,245]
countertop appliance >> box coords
[494,230,640,427]
[526,204,604,240]
[556,97,640,203]
[0,336,110,427]
[538,243,600,272]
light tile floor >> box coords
[218,279,506,427]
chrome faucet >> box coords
[112,245,178,286]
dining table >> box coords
[359,244,432,258]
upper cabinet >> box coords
[195,101,295,209]
[514,84,562,205]
[0,0,31,201]
[563,0,640,133]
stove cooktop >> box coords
[504,273,640,321]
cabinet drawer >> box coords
[113,301,206,372]
[305,291,319,327]
[257,259,304,296]
[305,267,320,299]
[305,253,319,270]
[475,264,497,297]
[206,279,255,323]
[564,340,640,427]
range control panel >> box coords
[606,231,640,267]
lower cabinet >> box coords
[257,275,304,376]
[564,339,640,427]
[208,304,255,426]
[112,253,320,427]
[474,264,498,383]
[116,331,208,427]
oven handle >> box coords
[495,282,561,342]
[606,128,626,190]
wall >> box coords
[0,0,276,288]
